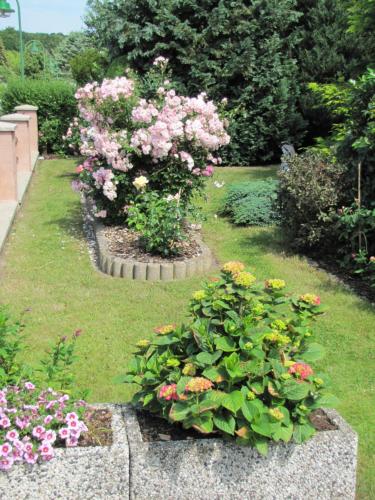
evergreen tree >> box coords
[86,0,304,164]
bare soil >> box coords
[103,225,201,263]
[137,408,337,443]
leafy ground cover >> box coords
[0,160,374,497]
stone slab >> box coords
[123,405,357,500]
[0,404,129,500]
[0,113,30,122]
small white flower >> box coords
[213,181,225,188]
[132,176,149,191]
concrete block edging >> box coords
[87,199,216,281]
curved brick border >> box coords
[92,218,215,281]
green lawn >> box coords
[0,159,374,498]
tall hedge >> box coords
[86,0,305,164]
[1,78,77,154]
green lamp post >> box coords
[0,0,24,79]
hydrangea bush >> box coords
[71,57,230,223]
[122,262,336,454]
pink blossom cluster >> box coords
[0,383,87,471]
[75,77,134,103]
[130,90,230,161]
[92,167,117,201]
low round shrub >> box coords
[122,262,336,454]
[221,179,279,226]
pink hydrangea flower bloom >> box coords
[24,382,35,391]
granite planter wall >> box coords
[123,405,358,500]
[0,404,357,499]
[0,405,129,500]
[93,220,215,281]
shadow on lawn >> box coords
[49,201,85,241]
[237,225,296,257]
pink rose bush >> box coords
[0,383,87,471]
[69,57,230,222]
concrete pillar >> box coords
[14,105,39,163]
[0,114,32,172]
[0,122,17,201]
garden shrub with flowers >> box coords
[70,57,230,235]
[121,262,337,454]
[0,384,87,471]
[0,307,90,471]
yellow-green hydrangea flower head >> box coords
[222,261,245,275]
[299,293,321,305]
[264,332,290,346]
[154,324,176,335]
[182,363,196,376]
[265,279,286,290]
[136,339,150,349]
[193,290,206,301]
[233,271,256,288]
[271,319,287,331]
[269,408,284,421]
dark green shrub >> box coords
[86,0,305,165]
[105,55,128,78]
[277,152,347,250]
[70,48,108,85]
[1,78,77,154]
[222,179,280,226]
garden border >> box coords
[85,198,216,281]
[123,405,358,500]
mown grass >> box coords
[0,160,374,498]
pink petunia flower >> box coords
[0,443,12,456]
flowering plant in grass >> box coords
[0,383,87,471]
[120,262,337,455]
[70,58,230,222]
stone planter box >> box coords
[0,405,129,500]
[0,404,358,499]
[93,220,215,281]
[123,405,358,500]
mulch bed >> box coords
[136,408,337,443]
[307,256,375,304]
[103,225,201,263]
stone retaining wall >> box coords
[93,219,215,281]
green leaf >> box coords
[113,374,135,384]
[169,402,191,422]
[191,414,214,434]
[273,423,293,443]
[293,423,315,444]
[251,416,273,437]
[299,343,326,362]
[176,376,191,395]
[241,399,264,422]
[254,436,268,456]
[213,413,236,435]
[215,337,237,352]
[312,394,339,408]
[196,350,222,365]
[281,380,310,401]
[143,393,154,406]
[222,390,244,414]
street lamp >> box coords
[0,0,24,79]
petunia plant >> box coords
[121,262,337,455]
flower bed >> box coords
[93,214,214,280]
[0,405,129,499]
